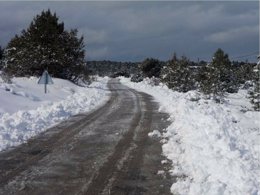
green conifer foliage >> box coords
[161,53,195,92]
[249,61,260,111]
[139,58,162,78]
[3,9,86,82]
[199,48,235,100]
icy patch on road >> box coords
[120,77,260,195]
[0,76,110,152]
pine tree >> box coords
[199,48,235,100]
[139,58,162,78]
[3,9,86,82]
[249,58,260,111]
[161,53,177,88]
[0,46,3,61]
[197,62,211,93]
[59,29,86,81]
[161,53,195,92]
[0,46,3,70]
[233,61,254,85]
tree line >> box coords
[87,60,139,77]
[137,49,259,110]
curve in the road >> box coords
[0,79,173,195]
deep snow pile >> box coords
[120,77,260,195]
[0,76,109,152]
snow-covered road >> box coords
[0,79,173,195]
[1,75,259,195]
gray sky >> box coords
[0,1,259,62]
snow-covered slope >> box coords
[0,76,110,152]
[120,77,260,195]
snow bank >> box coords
[0,76,110,151]
[148,130,162,138]
[120,77,260,195]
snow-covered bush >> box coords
[249,63,260,111]
[131,72,144,83]
[161,53,196,92]
[198,48,238,101]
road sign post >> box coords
[38,70,54,93]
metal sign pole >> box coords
[45,73,48,93]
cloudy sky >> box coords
[0,1,259,62]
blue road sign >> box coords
[38,70,54,93]
[38,70,54,85]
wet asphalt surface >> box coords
[0,79,173,195]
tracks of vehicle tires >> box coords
[0,79,173,195]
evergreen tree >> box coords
[0,46,3,70]
[233,61,255,86]
[161,53,195,92]
[0,46,3,61]
[3,9,86,82]
[249,58,260,111]
[197,62,211,93]
[199,48,236,100]
[139,58,162,78]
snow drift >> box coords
[120,77,260,195]
[0,76,109,152]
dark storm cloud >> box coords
[0,1,258,62]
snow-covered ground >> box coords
[120,77,260,195]
[0,76,110,152]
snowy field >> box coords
[120,77,260,195]
[0,76,109,152]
